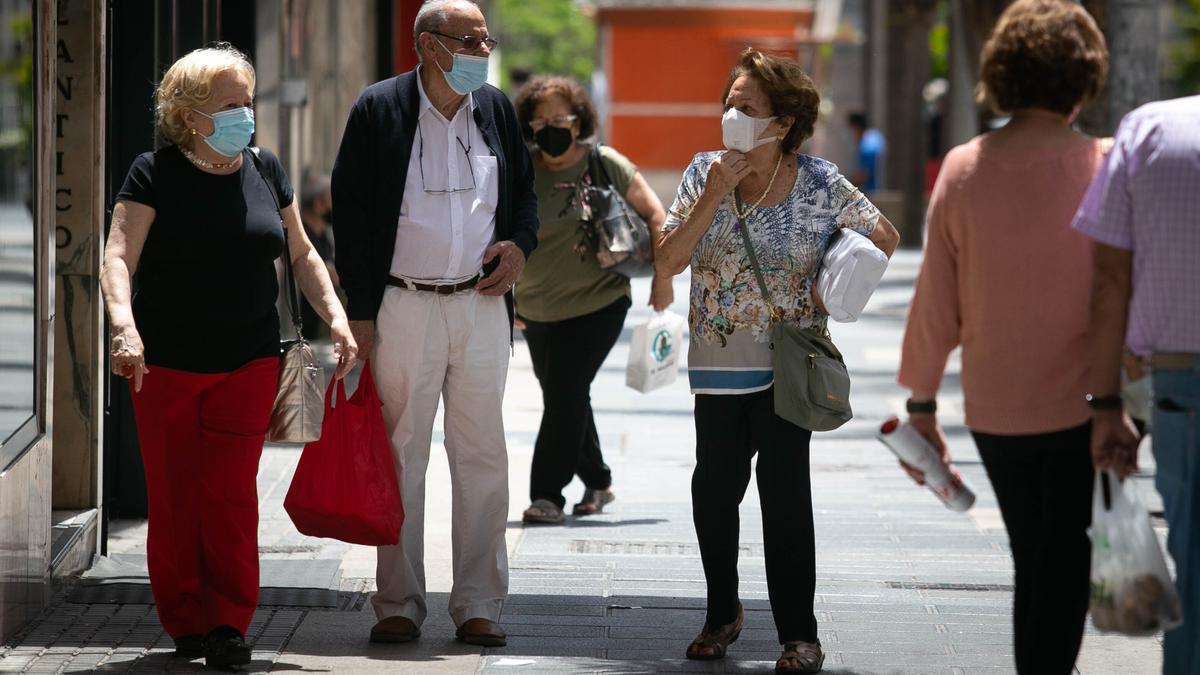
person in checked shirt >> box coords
[1074,94,1200,675]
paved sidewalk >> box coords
[0,252,1166,674]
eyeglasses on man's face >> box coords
[529,114,577,133]
[430,31,498,52]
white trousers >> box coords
[370,285,510,627]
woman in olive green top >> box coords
[515,76,672,524]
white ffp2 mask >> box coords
[721,108,777,152]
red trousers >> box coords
[129,356,278,637]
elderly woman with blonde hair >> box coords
[101,44,355,668]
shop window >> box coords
[0,1,36,466]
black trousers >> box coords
[973,423,1093,675]
[521,296,630,509]
[693,388,817,644]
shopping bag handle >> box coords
[1100,470,1113,511]
[322,355,360,409]
[347,358,379,406]
[325,368,347,409]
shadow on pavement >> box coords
[508,518,671,529]
[279,592,883,674]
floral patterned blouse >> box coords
[663,151,881,395]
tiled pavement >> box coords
[0,604,304,674]
[0,254,1168,673]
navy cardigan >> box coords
[330,70,539,327]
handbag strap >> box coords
[734,193,832,338]
[587,143,615,190]
[732,194,776,315]
[245,147,303,340]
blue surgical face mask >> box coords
[195,106,255,157]
[436,39,489,95]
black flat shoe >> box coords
[172,634,203,658]
[204,625,251,669]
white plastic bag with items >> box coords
[1088,470,1182,635]
[816,228,888,323]
[625,310,686,393]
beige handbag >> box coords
[248,148,325,443]
[269,331,323,443]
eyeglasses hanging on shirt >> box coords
[418,123,477,195]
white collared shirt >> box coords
[391,69,498,282]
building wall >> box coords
[0,442,52,640]
[52,0,104,514]
[598,8,813,170]
[299,0,382,179]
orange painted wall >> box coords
[599,8,811,169]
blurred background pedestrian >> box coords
[298,172,337,341]
[845,111,885,194]
[896,2,1109,673]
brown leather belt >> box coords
[387,274,480,294]
[1150,352,1199,371]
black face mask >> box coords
[534,125,573,158]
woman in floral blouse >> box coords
[657,49,898,673]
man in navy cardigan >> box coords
[331,0,538,648]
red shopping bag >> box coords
[284,362,403,545]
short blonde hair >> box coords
[155,44,256,146]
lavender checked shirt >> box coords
[1072,95,1200,356]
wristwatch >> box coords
[906,398,937,414]
[1086,393,1123,411]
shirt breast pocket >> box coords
[473,155,499,213]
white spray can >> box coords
[877,416,976,512]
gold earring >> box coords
[189,128,197,135]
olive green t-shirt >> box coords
[515,144,638,322]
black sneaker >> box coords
[172,634,203,658]
[203,625,252,669]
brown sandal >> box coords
[572,488,615,516]
[685,603,744,660]
[775,640,824,673]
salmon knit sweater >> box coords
[898,134,1105,435]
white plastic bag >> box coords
[816,228,888,323]
[1088,470,1182,635]
[625,310,686,393]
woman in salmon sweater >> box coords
[897,2,1109,674]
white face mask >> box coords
[722,107,778,152]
